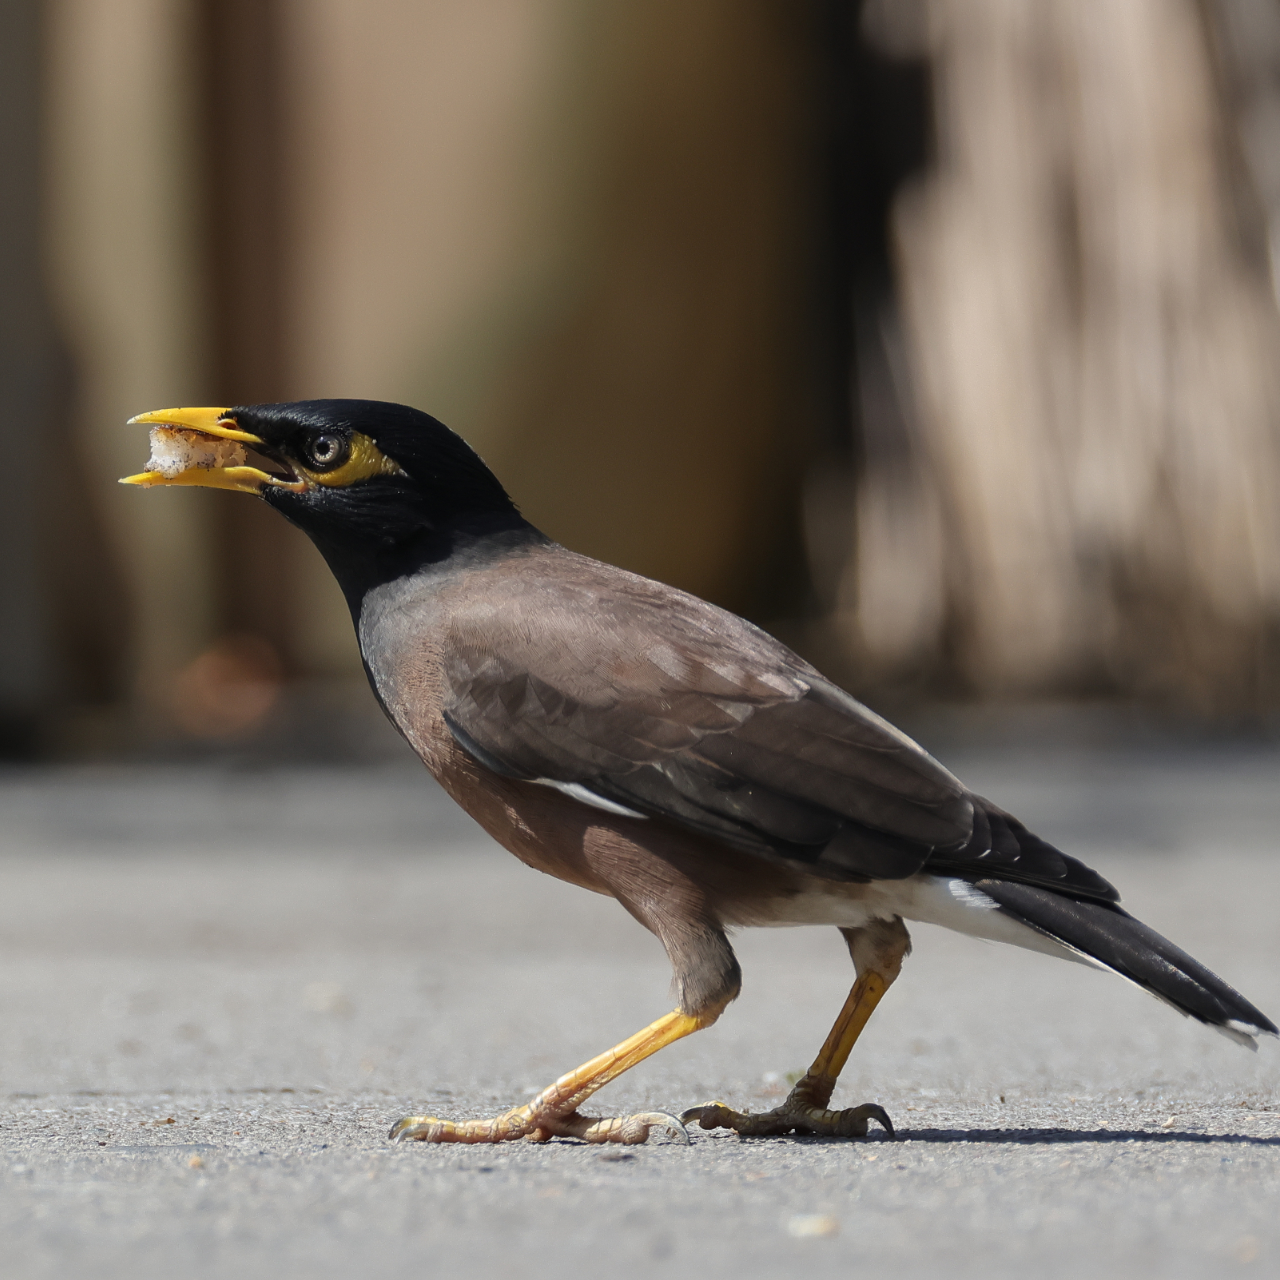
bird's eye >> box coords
[305,433,347,469]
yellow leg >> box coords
[390,1007,717,1145]
[683,918,907,1139]
[776,969,893,1128]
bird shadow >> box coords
[885,1126,1280,1147]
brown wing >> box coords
[440,553,974,882]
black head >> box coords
[123,399,537,611]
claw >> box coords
[388,1115,444,1142]
[860,1104,895,1140]
[680,1102,732,1129]
[632,1110,691,1145]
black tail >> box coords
[974,879,1277,1045]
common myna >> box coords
[124,400,1276,1145]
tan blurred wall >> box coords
[280,0,816,676]
[476,3,814,615]
[279,0,585,675]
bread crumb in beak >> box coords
[145,426,247,477]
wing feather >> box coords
[440,556,976,882]
[437,550,1119,900]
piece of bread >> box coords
[145,427,246,477]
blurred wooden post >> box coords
[479,0,821,617]
[198,0,302,668]
[847,0,1280,713]
[280,0,828,636]
[45,0,218,738]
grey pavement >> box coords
[2,734,1280,1278]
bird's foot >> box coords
[681,1077,894,1140]
[388,1008,708,1145]
[389,1103,688,1145]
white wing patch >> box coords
[533,778,649,819]
[945,879,1000,911]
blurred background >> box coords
[7,0,1280,759]
[7,9,1280,1264]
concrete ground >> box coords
[2,733,1279,1279]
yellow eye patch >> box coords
[299,433,407,487]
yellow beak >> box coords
[119,406,303,494]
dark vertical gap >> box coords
[786,2,932,642]
[196,0,298,668]
[0,0,129,753]
[806,0,934,465]
[0,1,134,759]
[0,0,53,753]
[843,2,932,475]
[745,0,859,630]
[810,0,860,464]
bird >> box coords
[123,399,1276,1146]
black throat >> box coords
[268,494,549,623]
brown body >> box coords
[359,539,879,1018]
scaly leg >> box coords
[389,1004,723,1145]
[682,917,909,1139]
